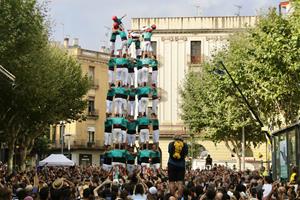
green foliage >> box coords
[0,0,90,170]
[181,6,300,155]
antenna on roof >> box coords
[234,5,242,16]
[192,0,202,16]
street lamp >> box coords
[214,61,272,170]
[59,121,65,154]
[64,133,72,159]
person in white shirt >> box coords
[262,176,273,199]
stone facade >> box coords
[131,16,271,168]
[50,40,109,166]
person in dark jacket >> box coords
[167,134,188,196]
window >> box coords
[151,41,157,56]
[88,131,95,143]
[191,41,202,64]
[87,127,95,143]
[88,66,95,81]
[88,99,95,113]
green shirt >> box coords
[150,150,160,158]
[137,86,152,96]
[151,119,159,127]
[152,88,158,97]
[128,60,135,69]
[105,119,113,128]
[110,149,127,158]
[137,117,150,126]
[139,149,152,158]
[110,32,118,41]
[151,59,158,71]
[107,88,115,97]
[135,59,143,70]
[114,87,127,95]
[141,58,152,66]
[126,153,136,161]
[128,88,136,97]
[118,30,127,39]
[115,57,128,66]
[108,58,116,70]
[143,32,152,40]
[121,118,128,129]
[111,117,123,125]
[127,120,138,131]
[127,38,133,46]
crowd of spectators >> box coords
[0,162,299,200]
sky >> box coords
[46,0,282,51]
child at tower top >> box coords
[142,24,156,57]
[112,15,126,29]
[118,27,128,55]
[110,27,119,55]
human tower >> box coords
[103,16,161,172]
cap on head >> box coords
[173,133,183,141]
[112,16,118,21]
[151,24,156,30]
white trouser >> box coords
[141,162,150,168]
[116,68,122,82]
[108,70,114,84]
[106,100,113,114]
[122,98,127,114]
[104,132,112,146]
[103,164,112,172]
[121,39,128,54]
[127,134,136,146]
[143,41,152,52]
[140,129,149,143]
[152,163,160,170]
[128,101,135,116]
[138,97,149,114]
[110,41,115,52]
[112,128,122,144]
[136,49,142,57]
[128,72,135,86]
[152,99,158,115]
[112,162,126,168]
[127,164,135,175]
[141,67,148,83]
[121,130,127,143]
[152,70,158,85]
[153,129,160,143]
[114,97,123,115]
[137,69,142,85]
[121,68,128,86]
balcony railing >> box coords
[87,109,99,119]
[89,78,99,89]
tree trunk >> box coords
[18,145,28,171]
[7,141,15,174]
[237,154,242,171]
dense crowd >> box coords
[0,161,299,200]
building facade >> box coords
[50,38,109,166]
[131,16,270,168]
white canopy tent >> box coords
[39,154,74,167]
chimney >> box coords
[73,38,79,47]
[63,37,69,48]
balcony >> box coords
[87,109,99,119]
[89,78,99,89]
[87,141,96,148]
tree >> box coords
[0,0,90,172]
[181,6,300,170]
